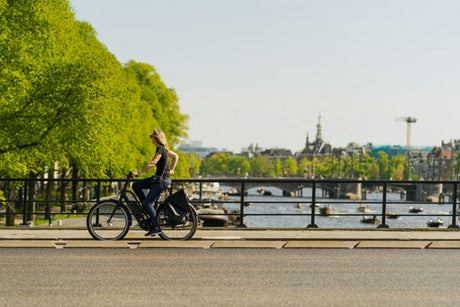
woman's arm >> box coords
[133,152,161,177]
[168,149,179,175]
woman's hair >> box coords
[151,129,169,150]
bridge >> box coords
[202,177,363,199]
[191,177,447,201]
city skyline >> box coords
[70,0,460,153]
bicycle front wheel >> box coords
[87,201,131,240]
[157,205,198,240]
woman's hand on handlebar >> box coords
[129,171,139,178]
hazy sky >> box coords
[70,0,460,153]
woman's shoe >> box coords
[145,228,162,236]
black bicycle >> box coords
[86,173,198,241]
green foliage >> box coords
[282,157,298,176]
[0,0,189,179]
[250,156,273,177]
[195,151,412,179]
[453,154,460,178]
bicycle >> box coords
[86,173,198,241]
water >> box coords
[221,186,456,228]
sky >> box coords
[69,0,460,153]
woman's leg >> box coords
[132,177,152,203]
[143,183,164,229]
[143,178,171,231]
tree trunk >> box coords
[3,182,16,226]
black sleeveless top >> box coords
[155,145,170,178]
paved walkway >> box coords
[0,227,459,249]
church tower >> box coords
[316,115,323,143]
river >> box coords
[220,186,456,228]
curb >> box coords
[1,240,459,249]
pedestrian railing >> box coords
[0,177,458,229]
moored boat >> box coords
[386,211,400,219]
[357,204,370,213]
[257,186,272,196]
[361,215,379,225]
[319,205,335,216]
[427,217,444,228]
[409,206,424,213]
[196,205,243,227]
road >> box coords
[1,248,459,306]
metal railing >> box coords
[0,177,459,229]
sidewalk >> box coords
[0,227,459,249]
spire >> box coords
[316,115,323,142]
[305,133,309,152]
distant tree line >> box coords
[196,151,415,180]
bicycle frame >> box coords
[110,174,165,230]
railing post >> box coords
[307,181,318,228]
[448,182,458,229]
[237,181,247,227]
[96,180,101,203]
[377,182,389,228]
[19,179,28,226]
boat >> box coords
[196,205,243,227]
[386,211,400,219]
[360,215,379,225]
[226,188,247,197]
[197,208,229,226]
[319,205,335,216]
[357,204,370,213]
[427,217,444,228]
[409,207,424,213]
[257,186,272,196]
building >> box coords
[371,145,432,158]
[259,148,293,162]
[178,141,218,159]
[298,115,332,160]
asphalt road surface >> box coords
[1,248,459,306]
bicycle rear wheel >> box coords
[157,205,198,240]
[87,201,131,240]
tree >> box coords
[228,156,250,176]
[297,157,311,177]
[390,155,406,180]
[315,156,332,178]
[282,157,298,177]
[377,151,390,179]
[0,0,128,177]
[0,1,190,180]
[249,156,273,177]
[273,159,282,177]
[122,61,189,178]
[368,161,380,179]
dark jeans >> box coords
[132,176,172,230]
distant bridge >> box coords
[186,177,446,201]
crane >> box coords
[396,116,417,146]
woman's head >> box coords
[150,129,169,150]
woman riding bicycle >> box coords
[132,129,178,237]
